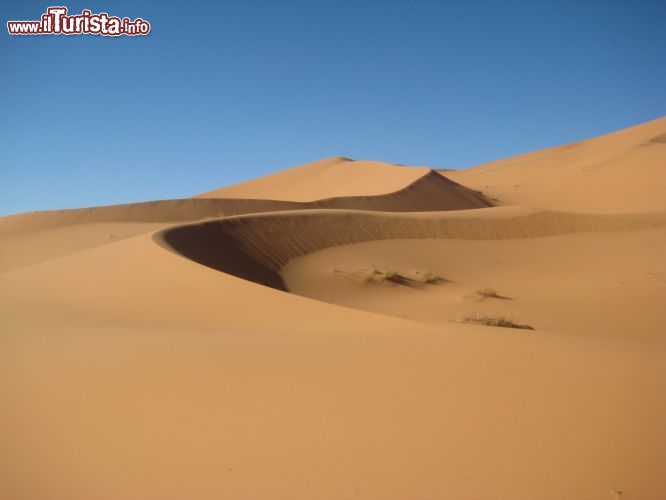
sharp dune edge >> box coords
[1,118,665,500]
[0,168,489,238]
[158,207,666,289]
[0,169,489,272]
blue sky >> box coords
[1,0,664,215]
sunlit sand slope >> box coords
[1,228,664,500]
[448,116,666,212]
[1,118,665,500]
[196,156,428,201]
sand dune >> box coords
[1,118,665,499]
[2,225,665,499]
[0,222,168,273]
[159,206,666,289]
[283,226,666,340]
[0,198,291,238]
[196,156,430,201]
[447,116,666,212]
[160,207,666,340]
[0,169,488,240]
[1,168,489,272]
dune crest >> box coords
[448,116,666,212]
[1,169,489,240]
[158,206,666,291]
[196,156,434,201]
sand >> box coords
[446,116,666,213]
[195,156,430,201]
[1,117,665,499]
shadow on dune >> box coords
[160,221,287,291]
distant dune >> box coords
[195,156,429,201]
[1,117,665,500]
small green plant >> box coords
[459,311,533,330]
[217,210,225,218]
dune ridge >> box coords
[0,169,489,239]
[447,116,666,212]
[195,156,432,201]
[159,207,666,291]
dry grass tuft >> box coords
[335,266,445,288]
[417,271,444,284]
[374,268,413,285]
[474,286,500,298]
[379,269,401,281]
[459,311,534,330]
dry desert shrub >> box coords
[374,267,445,286]
[459,311,534,330]
[378,269,401,282]
[373,268,415,286]
[417,271,444,284]
[335,266,445,288]
[474,286,500,298]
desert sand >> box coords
[1,116,665,499]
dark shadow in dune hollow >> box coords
[159,221,287,291]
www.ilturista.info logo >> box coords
[7,7,150,36]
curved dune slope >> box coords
[448,116,666,212]
[281,228,666,340]
[159,207,666,292]
[2,228,664,500]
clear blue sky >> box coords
[2,0,665,215]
